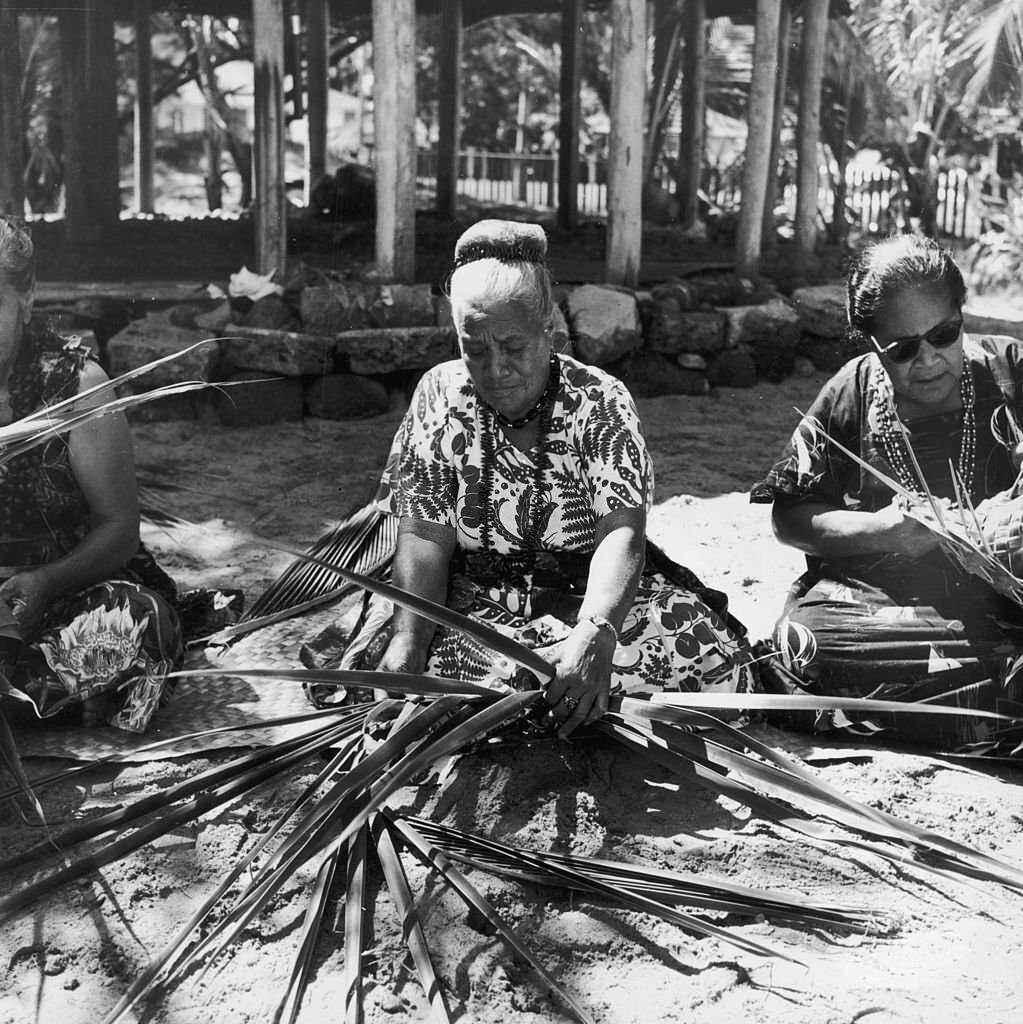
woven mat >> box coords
[13,604,344,763]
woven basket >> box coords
[976,480,1023,577]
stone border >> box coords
[39,276,1023,425]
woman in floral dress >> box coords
[343,220,754,736]
[0,217,182,732]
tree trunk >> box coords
[794,0,829,266]
[61,0,120,246]
[253,0,287,275]
[606,0,646,288]
[645,0,682,184]
[204,107,224,211]
[435,0,462,220]
[761,0,791,248]
[678,0,706,236]
[0,0,25,218]
[557,0,583,230]
[735,0,781,279]
[133,0,154,213]
[306,0,330,204]
[373,0,416,284]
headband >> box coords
[452,238,548,270]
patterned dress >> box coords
[0,322,183,732]
[363,354,754,695]
[751,335,1023,754]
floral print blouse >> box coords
[375,354,653,555]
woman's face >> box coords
[871,284,963,413]
[455,294,552,421]
[0,281,30,387]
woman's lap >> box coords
[13,579,183,732]
[771,571,1023,752]
[423,572,754,695]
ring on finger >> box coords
[561,695,579,712]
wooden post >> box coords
[735,0,781,279]
[0,0,25,217]
[373,0,416,283]
[606,0,646,287]
[557,0,583,230]
[435,0,462,220]
[134,0,154,213]
[678,0,706,236]
[61,0,120,245]
[253,0,287,276]
[306,0,329,202]
[761,0,791,246]
[794,0,829,265]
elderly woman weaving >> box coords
[752,235,1023,754]
[0,218,182,731]
[354,220,754,735]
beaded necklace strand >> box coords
[478,354,560,574]
[872,357,976,496]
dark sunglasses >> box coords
[870,317,963,364]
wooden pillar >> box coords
[306,0,329,201]
[0,0,24,217]
[557,0,583,230]
[61,0,120,245]
[606,0,646,287]
[678,0,706,235]
[735,0,781,279]
[435,0,462,220]
[253,0,287,275]
[373,0,416,283]
[761,0,791,245]
[795,0,830,264]
[134,0,154,213]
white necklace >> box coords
[870,358,976,496]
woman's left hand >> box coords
[541,620,617,738]
[0,569,55,636]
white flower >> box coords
[39,601,150,694]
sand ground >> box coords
[2,371,1023,1024]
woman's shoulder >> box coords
[559,353,634,404]
[806,353,872,415]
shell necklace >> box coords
[478,354,559,575]
[871,357,976,496]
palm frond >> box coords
[372,814,452,1024]
[343,825,370,1024]
[388,813,598,1024]
[0,702,47,828]
[241,503,399,623]
[399,814,882,935]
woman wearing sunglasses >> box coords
[751,234,1023,754]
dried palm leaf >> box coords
[398,814,884,934]
[387,813,597,1024]
[343,825,369,1024]
[372,814,452,1024]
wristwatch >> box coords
[581,613,619,645]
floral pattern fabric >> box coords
[1,322,183,732]
[373,356,753,696]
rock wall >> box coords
[41,275,1023,425]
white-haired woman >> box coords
[355,220,754,735]
[0,217,182,731]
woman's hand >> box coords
[373,631,429,702]
[541,620,617,738]
[0,569,55,636]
